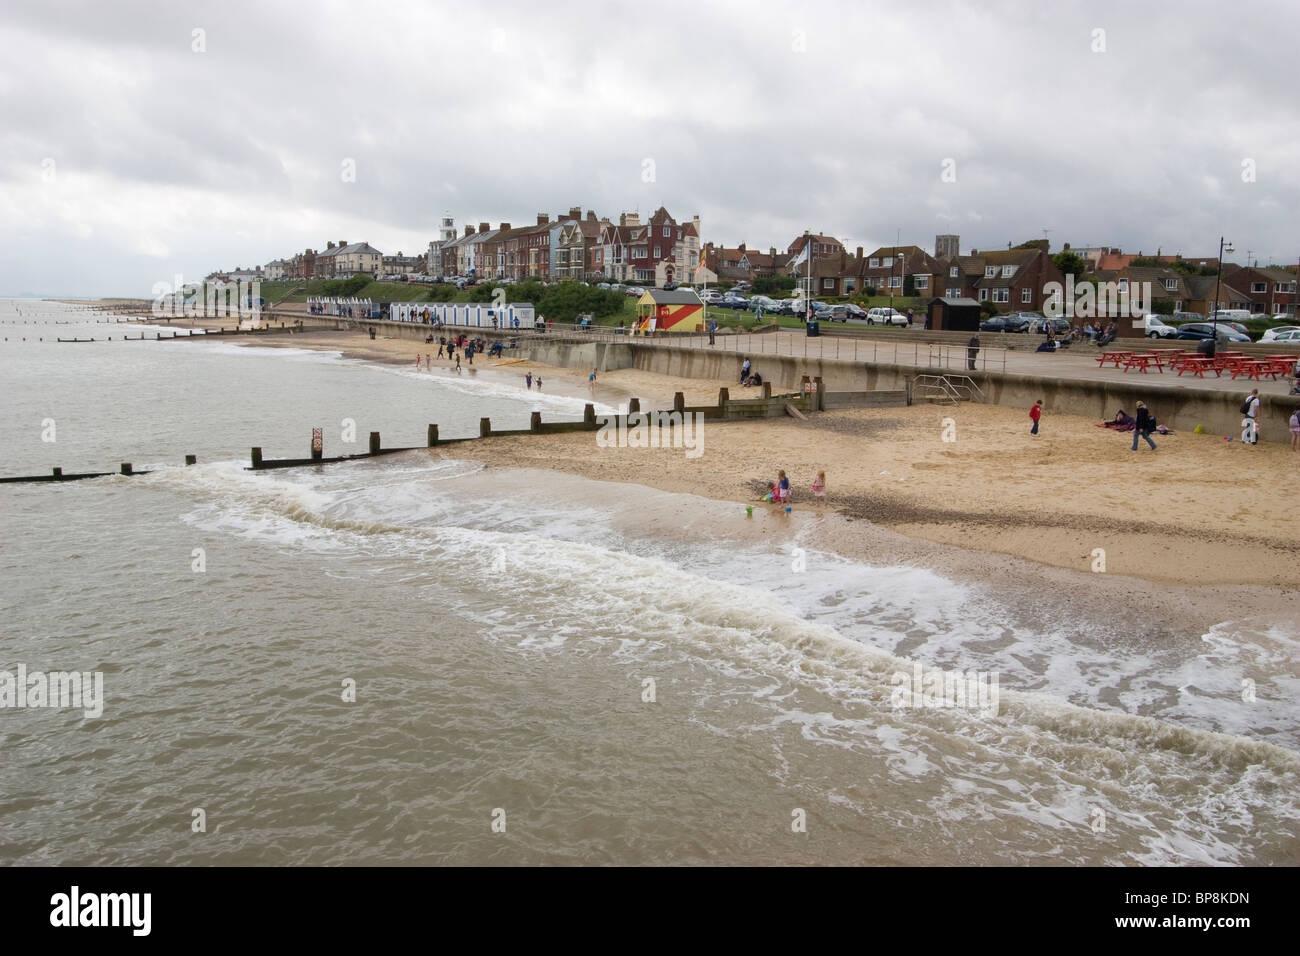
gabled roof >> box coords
[638,288,703,305]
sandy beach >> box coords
[176,322,1300,598]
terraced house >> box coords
[857,245,946,298]
[555,211,606,281]
[597,208,701,284]
[1220,265,1298,315]
[944,247,1064,313]
[785,232,848,295]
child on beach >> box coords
[415,354,422,370]
[812,470,826,505]
[1029,399,1043,436]
[589,369,597,392]
[425,354,431,370]
[535,376,542,391]
[773,470,791,503]
[525,372,533,390]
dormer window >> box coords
[949,266,958,277]
[1001,265,1014,278]
[985,266,997,278]
[1164,278,1178,291]
[869,257,880,267]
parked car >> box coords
[1140,315,1180,339]
[1173,322,1252,343]
[1263,329,1300,344]
[1208,309,1251,324]
[624,287,643,297]
[867,307,908,326]
[1259,326,1300,343]
[747,295,781,312]
[979,315,1017,333]
[1036,317,1073,337]
[1000,314,1032,332]
[663,281,678,291]
[721,294,749,309]
[701,290,724,304]
[1172,311,1204,324]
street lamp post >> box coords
[1211,236,1234,342]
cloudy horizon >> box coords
[2,0,1297,297]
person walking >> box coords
[1131,401,1157,451]
[708,318,717,346]
[740,357,751,384]
[967,333,980,371]
[1290,408,1300,452]
[1242,388,1260,444]
[1029,399,1043,436]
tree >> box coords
[1051,250,1088,278]
[903,274,916,296]
[979,299,999,318]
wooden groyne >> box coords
[0,456,198,485]
[2,380,906,484]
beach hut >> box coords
[927,296,981,332]
[636,288,704,332]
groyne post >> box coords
[480,418,491,438]
[369,432,381,455]
[52,467,62,479]
[673,392,685,413]
[428,424,439,447]
[584,404,596,428]
[251,447,263,468]
[628,398,641,414]
[185,455,197,466]
[531,412,542,433]
[121,463,132,475]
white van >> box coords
[1208,309,1251,323]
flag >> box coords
[694,249,708,278]
[792,242,810,267]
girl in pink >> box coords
[812,470,826,506]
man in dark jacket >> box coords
[1132,401,1157,451]
[967,334,980,370]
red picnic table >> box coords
[1176,357,1219,377]
[1097,351,1131,369]
[1122,353,1163,373]
[1232,360,1281,381]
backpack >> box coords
[1240,397,1254,415]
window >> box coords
[1118,278,1129,292]
[1276,282,1289,292]
[677,230,682,240]
[993,288,1009,303]
[1252,282,1266,293]
[1001,265,1014,278]
[889,276,901,289]
[869,257,880,267]
[914,276,928,289]
[663,227,670,237]
[822,278,834,289]
[985,266,997,278]
[1022,287,1033,303]
[949,266,959,277]
[843,279,855,292]
[654,247,660,258]
[978,288,989,301]
[1164,278,1177,291]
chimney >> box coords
[587,210,597,221]
[339,240,346,248]
[738,242,746,253]
[326,241,335,249]
[465,226,475,235]
[569,206,582,219]
[479,222,489,233]
[856,246,864,259]
[499,223,511,231]
[619,213,626,226]
[537,213,548,226]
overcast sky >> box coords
[2,0,1297,296]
